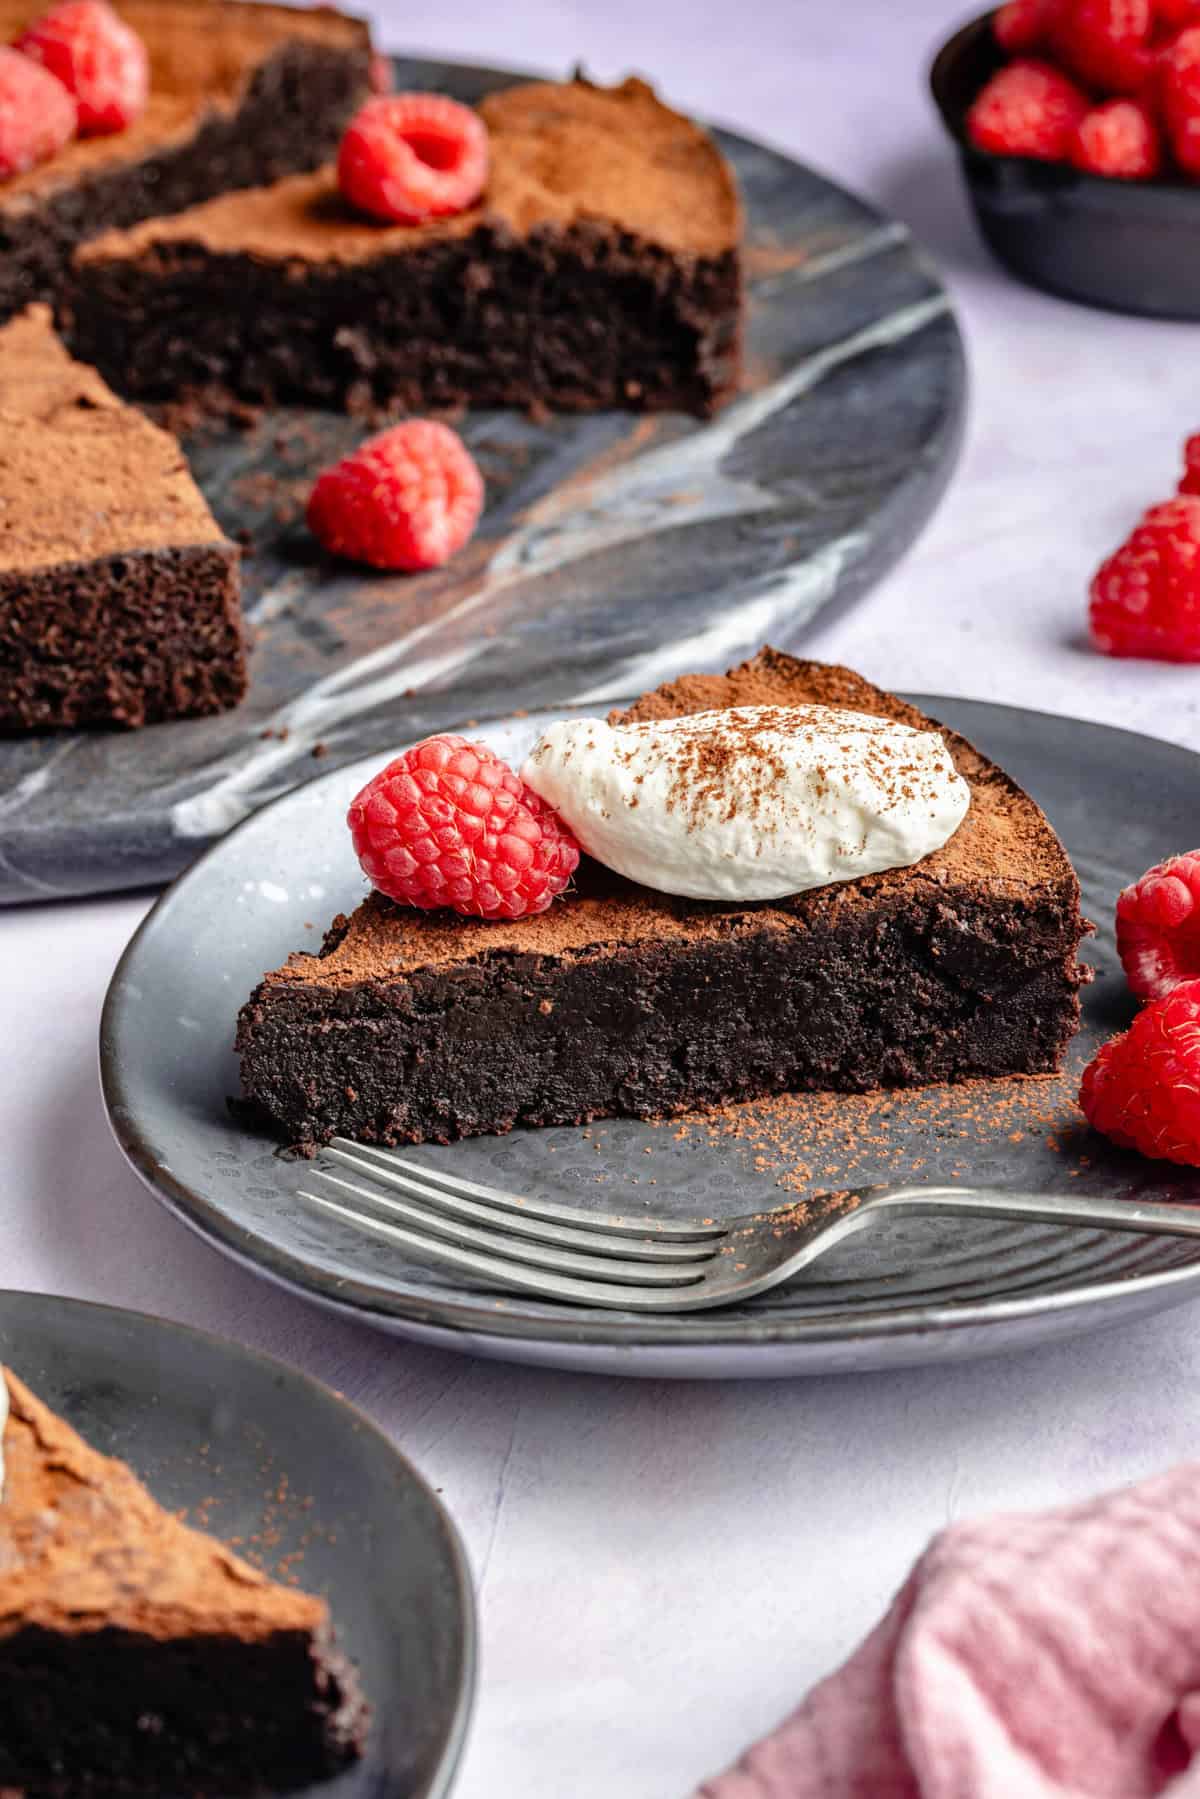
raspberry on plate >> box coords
[1181,434,1200,495]
[1116,852,1200,1000]
[1070,98,1162,174]
[1163,26,1200,173]
[16,0,148,136]
[995,0,1062,50]
[348,735,582,920]
[337,92,488,225]
[1156,0,1200,24]
[1089,495,1200,661]
[1053,0,1155,95]
[0,44,76,176]
[966,59,1090,160]
[1080,981,1200,1165]
[307,420,484,573]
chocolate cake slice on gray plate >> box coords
[0,0,372,322]
[0,1366,368,1793]
[65,75,743,418]
[236,649,1091,1149]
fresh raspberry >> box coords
[347,736,581,920]
[0,44,76,175]
[1156,0,1200,25]
[1090,496,1200,660]
[307,421,484,573]
[1116,853,1200,1000]
[16,0,147,135]
[995,0,1062,51]
[967,60,1090,159]
[1080,981,1200,1164]
[1180,434,1200,495]
[337,92,488,225]
[1053,0,1156,93]
[1162,26,1200,170]
[1070,97,1162,171]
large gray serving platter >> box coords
[0,1289,476,1796]
[0,54,965,905]
[101,695,1200,1381]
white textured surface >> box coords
[6,4,1200,1794]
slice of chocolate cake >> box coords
[0,306,245,731]
[66,76,743,418]
[235,650,1091,1149]
[0,1366,368,1793]
[0,0,372,322]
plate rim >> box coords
[99,691,1200,1360]
[0,1285,478,1799]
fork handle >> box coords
[873,1186,1200,1237]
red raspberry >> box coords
[1090,496,1200,660]
[1116,852,1200,1000]
[1070,97,1162,172]
[1053,0,1156,93]
[995,0,1062,51]
[967,60,1090,159]
[1156,0,1200,24]
[1180,434,1200,495]
[1080,981,1200,1164]
[1162,26,1200,170]
[16,0,147,135]
[347,736,581,920]
[337,92,488,225]
[307,421,484,573]
[0,44,75,175]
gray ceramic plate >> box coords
[0,1291,475,1796]
[101,696,1200,1380]
[0,54,965,905]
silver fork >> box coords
[298,1139,1200,1313]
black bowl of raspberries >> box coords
[932,1,1200,317]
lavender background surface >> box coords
[7,4,1200,1794]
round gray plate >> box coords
[0,1291,475,1795]
[0,55,965,905]
[101,697,1200,1379]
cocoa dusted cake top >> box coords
[0,305,228,574]
[0,0,369,208]
[77,75,742,265]
[268,650,1079,990]
[0,1367,325,1643]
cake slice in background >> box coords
[0,0,373,323]
[0,305,245,730]
[0,1364,368,1793]
[66,75,744,418]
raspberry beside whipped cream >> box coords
[521,704,971,902]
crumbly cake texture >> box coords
[0,305,245,731]
[0,0,372,322]
[236,649,1091,1149]
[0,1367,368,1794]
[65,76,744,417]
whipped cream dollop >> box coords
[522,703,971,902]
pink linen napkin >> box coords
[696,1463,1200,1798]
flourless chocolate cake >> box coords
[0,1367,368,1793]
[66,76,743,417]
[0,306,245,731]
[236,650,1090,1148]
[0,0,372,323]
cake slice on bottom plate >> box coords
[0,306,245,731]
[236,649,1091,1149]
[0,1366,368,1794]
